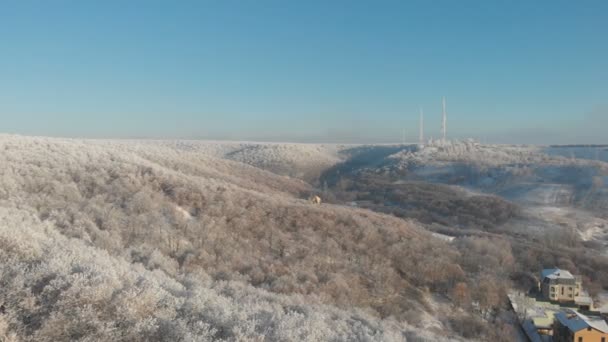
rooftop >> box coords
[574,291,594,306]
[555,311,608,333]
[541,268,576,280]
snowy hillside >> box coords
[126,139,350,182]
[0,135,468,341]
[6,135,604,341]
[380,141,608,212]
[0,206,440,342]
[389,141,550,167]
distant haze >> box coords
[1,1,607,144]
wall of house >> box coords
[574,328,608,342]
[554,325,608,342]
[542,282,581,302]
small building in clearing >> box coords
[540,268,582,303]
[309,195,321,205]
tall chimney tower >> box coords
[441,96,447,143]
[419,107,424,147]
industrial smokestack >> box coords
[441,96,447,143]
[419,107,424,147]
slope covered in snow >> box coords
[0,206,430,342]
[0,135,469,341]
[128,139,350,182]
[381,141,608,213]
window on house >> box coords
[562,287,564,295]
[569,294,573,298]
[551,287,555,292]
[578,336,583,342]
[587,327,591,331]
[601,337,605,342]
[569,286,573,291]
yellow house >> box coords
[540,268,582,303]
[554,311,608,342]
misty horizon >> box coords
[2,1,607,144]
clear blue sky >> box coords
[1,0,607,143]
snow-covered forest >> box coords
[1,135,607,341]
[0,135,462,341]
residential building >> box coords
[554,311,608,342]
[540,268,582,303]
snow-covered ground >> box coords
[0,134,464,341]
[522,205,608,254]
[389,141,547,167]
[111,139,352,181]
[499,183,575,206]
[545,146,608,163]
[387,141,608,174]
[363,141,608,253]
